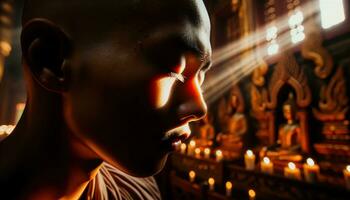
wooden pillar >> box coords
[0,0,13,82]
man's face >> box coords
[62,0,211,176]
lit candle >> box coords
[204,148,211,159]
[343,165,350,189]
[225,181,232,197]
[188,140,196,155]
[174,141,182,151]
[180,143,187,154]
[189,170,196,183]
[215,150,223,162]
[248,189,256,200]
[0,125,5,136]
[245,150,256,170]
[195,148,201,158]
[208,177,215,191]
[284,162,301,180]
[303,158,320,183]
[260,157,274,174]
[6,125,15,135]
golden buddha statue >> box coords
[216,93,247,158]
[195,114,215,147]
[263,93,303,162]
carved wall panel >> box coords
[313,67,348,122]
[265,53,312,109]
[250,53,312,151]
[301,20,350,157]
[301,20,334,79]
[0,0,13,82]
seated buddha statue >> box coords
[263,93,303,162]
[216,94,247,158]
[195,114,215,147]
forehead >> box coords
[135,0,210,29]
[102,1,210,54]
[75,0,211,59]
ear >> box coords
[21,19,72,93]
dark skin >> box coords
[0,0,212,199]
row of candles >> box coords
[244,150,350,188]
[188,165,349,199]
[188,164,350,198]
[188,170,256,199]
[0,125,15,136]
[178,142,350,188]
[179,141,224,161]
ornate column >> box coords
[0,0,13,81]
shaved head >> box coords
[22,0,210,46]
[19,0,211,177]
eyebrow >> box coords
[141,31,211,67]
[177,34,211,66]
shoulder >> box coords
[86,162,161,200]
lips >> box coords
[160,124,191,152]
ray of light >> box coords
[202,1,319,104]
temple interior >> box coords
[1,0,350,199]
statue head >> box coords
[229,86,244,113]
[282,93,297,122]
[231,94,238,108]
[21,0,211,177]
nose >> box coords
[176,77,207,123]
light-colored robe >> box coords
[84,162,161,200]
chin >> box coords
[108,153,169,178]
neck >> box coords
[0,94,102,200]
[287,119,294,125]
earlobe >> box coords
[21,19,71,93]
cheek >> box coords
[190,77,204,98]
[149,76,176,109]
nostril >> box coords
[194,108,207,121]
[180,115,197,123]
[178,101,207,123]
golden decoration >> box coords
[301,20,333,79]
[266,53,311,109]
[313,67,348,121]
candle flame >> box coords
[226,181,232,190]
[195,148,201,154]
[248,189,256,198]
[189,140,196,147]
[204,148,210,154]
[306,158,315,166]
[180,143,187,149]
[208,177,215,185]
[216,150,222,156]
[288,162,296,170]
[346,165,350,172]
[189,170,196,178]
[263,157,270,164]
[246,150,254,157]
